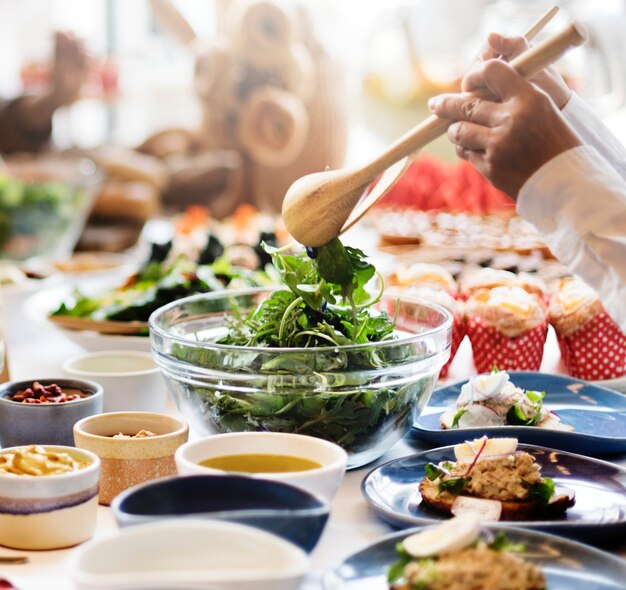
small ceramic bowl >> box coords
[0,445,100,550]
[0,378,103,447]
[63,350,167,413]
[111,474,329,552]
[71,519,309,590]
[175,432,347,502]
[73,412,188,506]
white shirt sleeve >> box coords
[561,93,626,180]
[517,145,626,331]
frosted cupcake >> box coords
[388,263,457,294]
[461,268,547,300]
[549,278,625,380]
[465,286,548,373]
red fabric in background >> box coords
[377,157,515,214]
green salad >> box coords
[51,245,273,326]
[0,172,85,260]
[167,238,438,458]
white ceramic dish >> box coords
[63,350,167,413]
[175,432,347,503]
[22,284,150,352]
[71,519,309,590]
[50,251,138,286]
[1,268,61,340]
[0,445,100,550]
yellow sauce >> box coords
[0,445,88,476]
[199,453,322,473]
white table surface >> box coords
[1,298,626,589]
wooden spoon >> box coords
[282,20,586,247]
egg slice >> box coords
[402,513,481,557]
[454,437,518,463]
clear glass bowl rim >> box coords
[149,286,453,354]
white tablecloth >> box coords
[2,309,626,589]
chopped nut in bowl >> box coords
[73,412,189,506]
[0,378,103,447]
[0,445,100,550]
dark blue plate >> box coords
[323,525,626,590]
[362,444,626,543]
[111,475,329,553]
[412,372,626,455]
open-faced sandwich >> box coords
[440,370,573,431]
[388,513,546,590]
[419,437,575,521]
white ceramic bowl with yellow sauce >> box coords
[175,432,347,502]
[0,444,100,550]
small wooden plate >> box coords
[48,315,148,335]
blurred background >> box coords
[0,0,625,259]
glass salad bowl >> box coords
[150,288,451,468]
[0,156,101,260]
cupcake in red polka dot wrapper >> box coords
[461,268,548,302]
[465,286,548,373]
[549,278,626,381]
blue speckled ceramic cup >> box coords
[0,378,103,447]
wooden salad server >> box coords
[282,19,586,247]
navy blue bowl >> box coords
[111,475,329,553]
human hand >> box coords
[428,60,581,199]
[49,31,88,106]
[479,32,571,110]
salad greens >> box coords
[169,239,434,455]
[0,172,85,260]
[218,240,391,350]
[523,479,556,506]
[51,240,272,324]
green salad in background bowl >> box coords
[0,157,101,261]
[150,239,452,468]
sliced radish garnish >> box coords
[457,405,504,428]
[451,496,502,522]
[402,513,481,557]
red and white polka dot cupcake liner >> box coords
[467,316,548,373]
[556,311,626,380]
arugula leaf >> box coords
[438,477,468,495]
[451,408,466,428]
[425,463,445,481]
[387,543,412,583]
[527,390,545,404]
[488,531,526,553]
[523,478,556,506]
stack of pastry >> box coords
[388,263,464,377]
[462,268,549,373]
[549,278,626,380]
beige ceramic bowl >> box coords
[0,445,100,550]
[73,412,188,506]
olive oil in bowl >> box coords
[199,454,322,474]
